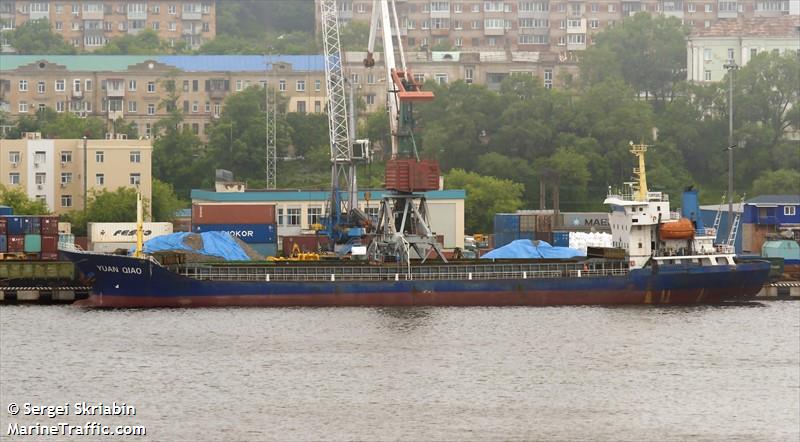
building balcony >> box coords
[71,89,83,99]
[108,110,123,120]
[106,87,124,98]
[567,19,587,33]
[430,10,450,19]
[181,10,202,20]
[209,89,227,99]
[82,10,104,20]
[567,42,587,50]
[127,11,146,20]
[484,27,506,36]
[29,10,49,20]
[430,27,450,36]
[182,27,201,36]
[517,10,549,18]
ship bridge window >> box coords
[716,257,728,265]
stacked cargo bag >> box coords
[192,203,278,258]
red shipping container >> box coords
[75,236,88,250]
[41,235,58,253]
[384,159,440,192]
[193,204,276,224]
[282,235,331,256]
[40,216,59,235]
[7,235,24,252]
[0,218,6,235]
[40,252,59,261]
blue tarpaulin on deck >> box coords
[481,239,585,260]
[133,232,251,261]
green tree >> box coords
[94,29,185,54]
[444,169,524,233]
[5,19,75,54]
[0,185,50,214]
[150,179,184,222]
[752,169,800,195]
[41,112,106,139]
[580,13,688,104]
[62,187,145,236]
[542,147,592,211]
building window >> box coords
[56,101,65,112]
[235,80,243,91]
[705,3,712,11]
[33,151,46,165]
[785,206,797,216]
[191,123,199,134]
[296,80,306,91]
[314,79,321,91]
[168,4,176,14]
[277,208,284,226]
[366,94,375,105]
[61,195,72,207]
[130,173,141,186]
[147,81,156,93]
[8,173,20,185]
[307,207,322,226]
[727,48,735,61]
[128,101,137,112]
[286,208,301,226]
[704,70,711,81]
[96,151,104,163]
[688,3,696,12]
[193,80,199,92]
[169,21,176,31]
[192,101,199,112]
[96,173,105,185]
[129,80,137,91]
[435,73,448,85]
[130,151,141,163]
[279,80,286,91]
[61,151,72,163]
[205,101,210,112]
[85,79,92,91]
[19,80,27,92]
[590,19,599,29]
[60,172,72,184]
[18,102,28,113]
[314,101,321,113]
[55,79,65,91]
[147,103,155,115]
[703,48,712,61]
[544,69,553,89]
[35,173,46,185]
[152,21,159,30]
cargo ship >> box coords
[62,144,770,308]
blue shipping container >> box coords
[553,231,570,247]
[494,213,520,234]
[249,243,278,258]
[193,223,277,244]
[22,216,41,234]
[0,235,6,252]
[493,232,518,248]
[0,206,12,216]
[4,217,24,235]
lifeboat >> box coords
[660,218,695,240]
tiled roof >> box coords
[692,16,800,38]
[746,195,800,205]
[0,55,325,72]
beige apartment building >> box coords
[687,16,800,83]
[0,133,152,215]
[322,0,800,59]
[0,55,328,140]
[0,0,215,51]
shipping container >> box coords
[22,216,42,234]
[535,231,553,244]
[0,218,6,235]
[249,243,278,258]
[57,222,71,234]
[88,222,173,244]
[519,215,537,232]
[494,213,520,234]
[0,206,12,216]
[553,231,570,247]
[41,235,58,252]
[281,235,331,256]
[5,217,24,235]
[536,215,553,233]
[192,204,276,225]
[7,235,24,252]
[40,216,59,235]
[0,235,6,253]
[559,212,610,231]
[24,234,42,253]
[492,232,517,248]
[384,159,441,192]
[193,223,277,244]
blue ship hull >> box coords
[61,251,770,308]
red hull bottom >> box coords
[75,288,752,308]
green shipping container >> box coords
[0,261,75,281]
[24,234,42,253]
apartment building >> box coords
[321,0,800,58]
[0,55,328,139]
[0,0,215,51]
[687,16,800,82]
[0,133,152,214]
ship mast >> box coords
[630,142,649,202]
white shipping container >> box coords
[88,222,173,244]
[58,222,72,234]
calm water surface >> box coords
[1,303,798,441]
